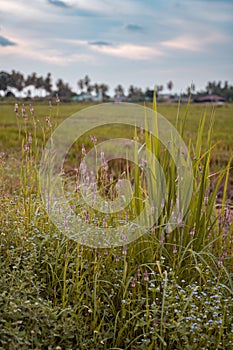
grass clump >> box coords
[0,100,232,349]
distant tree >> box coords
[25,72,36,87]
[93,83,99,94]
[9,70,25,95]
[206,81,214,95]
[167,80,174,93]
[223,81,228,91]
[128,85,135,96]
[84,75,91,92]
[128,85,144,101]
[157,85,163,93]
[44,73,52,95]
[114,84,124,96]
[25,72,37,94]
[0,71,11,95]
[87,85,93,94]
[217,81,222,90]
[34,76,44,96]
[77,79,84,93]
[145,87,156,101]
[99,83,109,99]
[187,83,195,96]
[56,79,73,98]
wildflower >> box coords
[151,201,155,215]
[24,144,29,153]
[121,230,127,242]
[122,245,127,255]
[14,103,18,113]
[82,144,86,156]
[0,152,6,166]
[85,212,89,223]
[151,224,155,235]
[28,133,32,144]
[100,150,105,162]
[189,228,195,236]
[110,173,113,183]
[173,244,177,254]
[144,269,149,282]
[218,255,223,268]
[159,234,163,245]
[56,93,60,103]
[46,117,52,128]
[22,103,28,119]
[29,104,34,116]
[104,160,108,171]
[115,255,119,262]
[74,166,78,174]
[22,103,25,116]
[90,135,97,145]
[137,266,141,278]
[14,103,19,117]
[131,276,136,288]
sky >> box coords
[0,0,233,95]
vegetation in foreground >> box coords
[0,100,232,349]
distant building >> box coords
[195,95,225,103]
[113,94,127,103]
[72,89,104,102]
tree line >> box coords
[0,70,233,102]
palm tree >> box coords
[77,79,84,93]
[93,83,99,95]
[84,75,90,92]
[35,76,44,97]
[114,84,124,96]
[167,80,174,93]
[99,83,109,98]
[56,79,73,98]
[128,85,135,97]
[87,85,93,94]
[10,71,25,96]
[44,73,52,96]
[25,72,37,96]
[0,71,11,96]
[187,83,195,96]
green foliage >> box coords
[0,101,232,349]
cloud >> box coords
[125,24,144,32]
[90,43,163,60]
[161,32,231,52]
[48,0,69,8]
[0,36,16,47]
[161,36,203,52]
[0,34,93,65]
[0,0,61,22]
[89,41,112,46]
[45,0,146,16]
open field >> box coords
[0,101,232,349]
[1,102,233,165]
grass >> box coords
[0,100,232,349]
